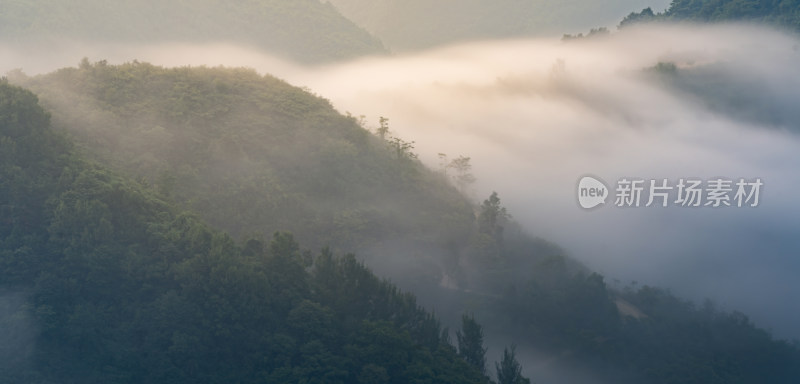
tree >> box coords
[495,345,530,384]
[438,153,449,176]
[457,313,487,375]
[377,116,390,139]
[376,117,418,161]
[448,155,476,192]
[619,7,657,28]
[387,136,418,161]
[477,192,509,242]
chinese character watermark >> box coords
[577,176,762,209]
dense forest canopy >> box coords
[620,0,800,29]
[0,80,496,383]
[10,61,479,277]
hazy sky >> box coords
[3,23,799,340]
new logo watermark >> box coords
[578,176,610,209]
[577,176,763,209]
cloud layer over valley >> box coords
[3,23,800,340]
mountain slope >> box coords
[621,0,800,30]
[11,60,506,291]
[10,62,800,383]
[0,0,385,63]
[0,80,488,383]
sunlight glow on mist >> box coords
[3,23,800,339]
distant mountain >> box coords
[621,0,800,30]
[326,0,669,50]
[0,0,385,63]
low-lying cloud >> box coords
[2,23,799,340]
[287,23,800,340]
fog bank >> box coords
[2,23,799,340]
[286,23,800,340]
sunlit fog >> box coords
[2,4,800,381]
[7,23,793,338]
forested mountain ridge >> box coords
[8,62,800,383]
[620,0,800,29]
[0,0,385,63]
[10,60,486,290]
[0,80,490,383]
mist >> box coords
[289,23,800,341]
[325,0,672,51]
[3,23,800,343]
[287,24,800,341]
[0,291,36,373]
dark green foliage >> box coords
[0,81,487,383]
[499,257,621,350]
[495,346,530,384]
[562,27,611,41]
[666,0,800,27]
[620,0,800,31]
[477,191,509,242]
[457,314,488,376]
[619,7,659,28]
[614,286,800,383]
[490,255,800,383]
[0,0,385,63]
[14,61,476,272]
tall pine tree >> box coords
[496,345,531,384]
[457,313,487,375]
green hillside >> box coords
[620,0,800,29]
[0,0,385,63]
[9,62,800,383]
[10,60,483,285]
[0,80,491,383]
